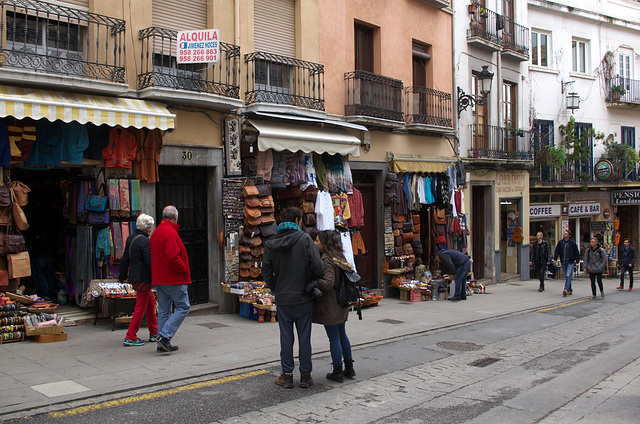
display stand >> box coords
[93,296,137,331]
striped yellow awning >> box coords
[0,85,175,130]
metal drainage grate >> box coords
[197,322,231,329]
[436,341,484,351]
[469,357,501,367]
[377,318,405,325]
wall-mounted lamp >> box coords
[562,80,580,113]
[457,65,494,118]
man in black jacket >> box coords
[262,207,323,389]
[618,238,637,290]
[530,231,551,292]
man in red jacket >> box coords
[150,205,191,353]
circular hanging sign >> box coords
[603,208,610,219]
[594,160,614,181]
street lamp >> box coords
[457,65,494,118]
[562,80,580,113]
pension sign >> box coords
[177,29,219,64]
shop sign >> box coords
[568,202,601,216]
[594,160,613,181]
[591,221,607,232]
[529,204,561,218]
[603,208,610,219]
[177,29,220,63]
[612,189,640,205]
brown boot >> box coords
[343,358,356,379]
[275,372,293,389]
[300,373,314,388]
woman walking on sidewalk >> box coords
[312,230,357,383]
[583,237,607,299]
[530,231,551,292]
[618,238,636,291]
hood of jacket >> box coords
[268,229,305,251]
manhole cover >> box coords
[469,357,501,367]
[197,322,230,329]
[436,341,483,351]
[377,318,404,325]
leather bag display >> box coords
[7,251,31,279]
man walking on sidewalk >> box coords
[618,238,637,291]
[530,231,551,292]
[553,229,580,296]
[583,237,607,299]
[262,207,323,389]
[437,249,471,301]
[150,205,191,353]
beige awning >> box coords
[388,153,455,173]
[247,119,361,157]
[0,85,175,130]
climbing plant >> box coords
[558,116,604,190]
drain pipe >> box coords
[452,0,458,157]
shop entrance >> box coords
[353,171,378,289]
[472,185,487,278]
[157,167,209,304]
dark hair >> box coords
[316,230,347,262]
[279,206,302,224]
[624,238,630,243]
[565,229,572,237]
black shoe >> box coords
[155,335,178,352]
[326,364,343,383]
[448,297,461,301]
[343,358,356,379]
[300,374,314,388]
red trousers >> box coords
[125,289,157,341]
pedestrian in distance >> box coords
[617,238,636,291]
[312,230,357,384]
[583,237,607,299]
[553,229,580,296]
[262,207,323,389]
[119,213,156,347]
[437,249,471,301]
[149,205,191,353]
[530,231,551,292]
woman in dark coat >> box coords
[530,231,551,292]
[312,230,355,383]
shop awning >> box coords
[0,85,175,130]
[388,153,456,173]
[247,119,361,157]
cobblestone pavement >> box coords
[212,298,640,424]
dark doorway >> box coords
[353,171,378,289]
[472,185,486,278]
[157,167,209,304]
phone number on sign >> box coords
[179,55,216,62]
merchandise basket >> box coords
[25,323,65,336]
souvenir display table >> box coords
[86,279,139,330]
[221,281,276,323]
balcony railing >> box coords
[344,70,403,121]
[138,27,240,98]
[606,76,640,105]
[502,16,529,57]
[0,0,126,82]
[245,51,324,111]
[531,157,638,184]
[468,124,533,160]
[405,86,452,128]
[467,6,502,47]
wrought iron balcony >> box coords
[467,5,502,49]
[245,51,324,111]
[606,76,640,105]
[0,0,125,82]
[405,86,452,128]
[138,27,240,98]
[468,124,533,160]
[344,70,403,121]
[531,157,638,184]
[502,16,529,59]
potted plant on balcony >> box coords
[559,116,605,190]
[479,7,488,18]
[603,137,639,180]
[468,0,480,13]
[539,146,566,171]
[610,84,626,101]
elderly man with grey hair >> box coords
[120,213,156,347]
[149,205,192,353]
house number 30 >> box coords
[181,150,193,161]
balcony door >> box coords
[502,0,515,47]
[412,45,428,118]
[622,126,636,179]
[575,122,593,177]
[473,72,488,152]
[503,81,516,153]
[355,24,374,72]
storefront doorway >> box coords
[157,167,209,304]
[353,171,378,289]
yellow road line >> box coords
[49,369,270,418]
[537,298,591,312]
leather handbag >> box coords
[395,235,403,246]
[88,209,110,225]
[244,225,261,237]
[0,186,10,207]
[259,195,274,207]
[244,205,261,218]
[245,196,260,207]
[7,251,30,278]
[395,246,405,256]
[242,180,259,197]
[402,232,413,241]
[260,214,275,224]
[0,269,7,288]
[256,183,271,197]
[403,222,413,232]
[434,208,446,225]
[303,213,316,227]
[10,181,30,207]
[85,175,108,212]
[11,191,29,231]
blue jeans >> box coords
[277,301,313,375]
[455,259,472,299]
[324,323,352,366]
[156,285,190,341]
[562,262,575,291]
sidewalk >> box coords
[0,276,628,418]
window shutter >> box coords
[254,0,295,57]
[152,0,207,31]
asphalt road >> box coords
[8,292,640,424]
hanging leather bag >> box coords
[0,214,26,256]
[0,186,11,207]
[11,189,29,231]
[10,181,30,207]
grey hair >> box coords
[136,213,154,230]
[162,205,178,220]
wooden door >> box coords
[472,185,485,278]
[353,172,378,289]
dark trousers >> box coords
[277,301,313,375]
[589,273,604,296]
[620,264,634,288]
[454,259,472,299]
[534,264,546,288]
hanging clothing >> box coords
[315,190,335,231]
[351,232,365,256]
[331,193,350,227]
[108,179,121,211]
[417,176,426,204]
[7,117,36,162]
[0,119,10,166]
[270,150,288,189]
[134,128,163,183]
[340,231,356,272]
[424,176,435,204]
[347,188,365,227]
[75,226,93,306]
[301,153,317,190]
[313,152,327,188]
[103,127,137,168]
[256,149,274,181]
[96,227,111,260]
[289,151,306,185]
[119,179,131,212]
[446,165,457,191]
[130,180,142,212]
[85,123,110,160]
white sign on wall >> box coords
[530,204,561,219]
[177,29,220,64]
[568,202,601,216]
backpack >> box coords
[336,268,363,320]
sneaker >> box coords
[601,292,605,298]
[149,334,158,342]
[123,338,145,347]
[155,335,178,352]
[617,286,624,290]
[157,345,179,353]
[275,373,293,389]
[629,287,633,291]
[300,374,314,388]
[592,295,597,300]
